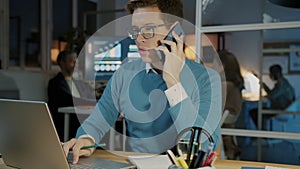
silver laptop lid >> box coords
[0,99,70,169]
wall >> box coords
[0,70,55,101]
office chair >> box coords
[268,114,297,150]
[219,109,240,160]
[217,109,229,160]
[267,98,299,150]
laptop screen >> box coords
[0,99,136,169]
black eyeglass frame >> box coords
[127,23,172,40]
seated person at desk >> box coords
[63,0,222,164]
[250,64,295,128]
[219,50,244,159]
[48,50,96,141]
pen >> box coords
[210,155,217,166]
[189,154,197,168]
[81,143,106,149]
[206,142,215,158]
[203,151,217,167]
[194,150,207,168]
[167,150,180,167]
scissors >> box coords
[175,127,214,164]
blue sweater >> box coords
[77,58,222,154]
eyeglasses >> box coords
[127,23,171,40]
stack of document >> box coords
[242,166,289,169]
[128,155,173,169]
[265,166,289,169]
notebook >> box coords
[0,99,136,169]
[265,166,289,169]
[242,167,289,169]
[128,155,173,169]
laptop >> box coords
[0,99,136,169]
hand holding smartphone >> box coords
[156,21,186,64]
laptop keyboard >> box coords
[68,157,105,169]
[69,163,105,169]
[67,156,136,169]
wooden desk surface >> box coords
[92,150,300,169]
[1,150,299,169]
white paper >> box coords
[265,166,289,169]
[128,155,173,169]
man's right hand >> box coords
[62,138,95,164]
[262,82,271,94]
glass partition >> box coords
[199,0,300,164]
[202,0,300,26]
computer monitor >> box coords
[83,36,140,81]
[242,72,261,101]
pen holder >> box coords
[168,164,216,169]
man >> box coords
[263,64,295,109]
[250,64,295,128]
[48,50,96,141]
[63,0,222,164]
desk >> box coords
[1,150,300,169]
[242,99,300,161]
[92,150,300,169]
[242,100,259,146]
[243,100,258,130]
[259,97,300,131]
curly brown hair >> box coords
[125,0,183,23]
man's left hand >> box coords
[156,31,185,88]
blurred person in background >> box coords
[219,50,244,159]
[48,50,96,141]
[250,64,295,128]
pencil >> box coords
[81,143,106,149]
[167,150,180,167]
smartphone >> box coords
[156,21,186,64]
